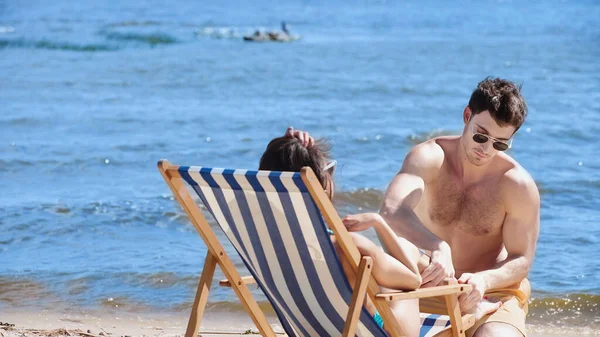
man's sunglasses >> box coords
[471,125,512,151]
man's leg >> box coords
[466,298,527,337]
[472,322,524,337]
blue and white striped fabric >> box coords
[179,166,452,337]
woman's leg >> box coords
[381,288,421,337]
[350,233,421,290]
[330,234,422,337]
[331,236,377,312]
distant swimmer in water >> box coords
[281,21,289,35]
[243,21,299,42]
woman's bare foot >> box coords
[466,299,502,321]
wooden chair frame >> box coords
[158,160,475,337]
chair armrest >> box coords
[219,275,257,287]
[375,284,472,302]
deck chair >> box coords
[158,160,475,337]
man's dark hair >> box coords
[468,77,528,131]
[259,136,333,198]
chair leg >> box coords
[159,164,275,336]
[220,263,276,337]
[185,253,218,337]
[444,293,466,337]
[343,256,373,337]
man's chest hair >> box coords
[427,175,505,236]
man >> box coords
[380,77,540,337]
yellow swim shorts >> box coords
[466,278,530,337]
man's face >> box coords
[463,110,516,166]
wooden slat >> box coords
[444,293,465,337]
[185,253,217,337]
[158,160,276,337]
[219,276,257,287]
[343,257,373,337]
[375,284,472,302]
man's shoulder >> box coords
[402,137,454,181]
[499,158,540,205]
[499,155,535,186]
[408,137,453,164]
[405,139,443,166]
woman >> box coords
[258,127,428,336]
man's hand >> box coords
[457,273,488,311]
[342,213,383,232]
[285,127,314,147]
[420,242,455,288]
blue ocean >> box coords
[1,0,599,333]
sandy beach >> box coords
[0,308,285,337]
[1,308,597,337]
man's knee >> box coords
[472,322,524,337]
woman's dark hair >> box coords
[468,77,528,131]
[259,136,334,198]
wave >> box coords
[406,129,454,144]
[1,117,42,126]
[0,189,385,222]
[0,38,117,52]
[3,273,598,328]
[0,157,125,172]
[0,198,201,237]
[7,177,586,230]
[528,324,600,336]
[0,30,178,52]
[0,277,54,305]
[334,188,384,211]
[102,32,177,45]
[538,179,600,196]
[0,159,34,169]
[528,293,600,327]
[195,26,243,39]
[113,142,168,152]
[0,26,15,34]
[105,21,162,28]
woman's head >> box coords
[259,136,335,199]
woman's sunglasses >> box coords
[323,160,337,175]
[471,125,512,151]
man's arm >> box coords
[458,170,540,310]
[379,172,439,249]
[481,171,540,289]
[379,141,454,286]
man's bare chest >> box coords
[425,178,505,236]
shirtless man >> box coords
[380,77,540,337]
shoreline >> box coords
[1,308,598,337]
